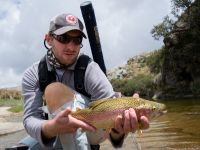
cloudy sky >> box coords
[0,0,171,88]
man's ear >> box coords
[45,34,53,46]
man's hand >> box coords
[41,108,95,139]
[113,108,149,134]
[109,108,149,147]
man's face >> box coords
[47,30,83,65]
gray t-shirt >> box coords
[22,55,115,148]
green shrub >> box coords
[111,74,155,97]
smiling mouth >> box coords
[64,53,75,55]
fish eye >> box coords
[152,106,156,110]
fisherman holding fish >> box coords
[21,13,150,150]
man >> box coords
[21,13,149,149]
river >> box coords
[1,99,200,150]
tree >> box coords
[171,0,194,17]
[151,0,194,40]
[151,16,174,40]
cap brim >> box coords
[53,26,87,38]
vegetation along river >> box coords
[1,99,200,150]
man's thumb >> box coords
[61,107,72,116]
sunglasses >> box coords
[51,34,83,45]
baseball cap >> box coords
[49,13,86,38]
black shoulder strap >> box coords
[38,55,56,92]
[74,54,92,97]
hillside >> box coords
[107,53,152,80]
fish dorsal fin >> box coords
[88,98,108,109]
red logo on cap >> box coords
[66,15,77,25]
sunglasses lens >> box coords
[52,34,82,45]
[73,37,82,45]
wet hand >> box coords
[42,108,95,139]
[114,108,149,134]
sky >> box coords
[0,0,171,88]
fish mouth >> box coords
[162,109,167,114]
[160,104,167,115]
[156,109,167,117]
[159,106,167,115]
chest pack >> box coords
[38,54,92,97]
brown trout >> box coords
[71,97,167,130]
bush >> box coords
[111,74,155,97]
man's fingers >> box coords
[129,108,138,133]
[115,115,123,133]
[123,110,131,133]
[139,115,149,129]
[55,108,95,132]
